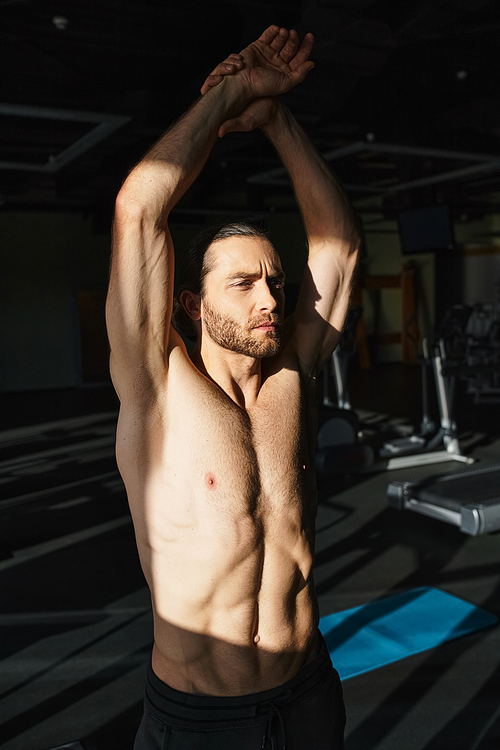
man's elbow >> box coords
[114,164,178,227]
[114,179,148,225]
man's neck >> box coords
[191,343,262,409]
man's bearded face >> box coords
[202,298,282,358]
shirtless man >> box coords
[106,25,359,750]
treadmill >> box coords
[388,461,500,535]
[388,305,500,535]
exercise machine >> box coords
[318,329,472,474]
[374,336,471,470]
[315,404,375,476]
[463,299,500,403]
[388,299,500,534]
[388,462,500,535]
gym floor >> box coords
[1,363,499,750]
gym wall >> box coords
[359,210,500,363]
[0,211,110,392]
[359,211,434,363]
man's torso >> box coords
[115,340,319,696]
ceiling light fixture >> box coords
[52,16,69,31]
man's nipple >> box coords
[204,473,217,490]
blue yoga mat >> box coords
[319,587,498,681]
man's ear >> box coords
[180,290,201,321]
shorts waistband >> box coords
[144,632,332,728]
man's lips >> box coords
[253,319,281,332]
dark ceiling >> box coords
[2,0,500,228]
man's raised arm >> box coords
[106,25,314,403]
[262,103,360,378]
[202,34,359,380]
[105,74,248,403]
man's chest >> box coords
[159,364,314,503]
[118,364,317,544]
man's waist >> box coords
[151,621,319,697]
[145,631,331,727]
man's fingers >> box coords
[269,27,289,54]
[211,56,244,77]
[232,26,314,98]
[290,60,315,86]
[289,32,314,71]
[200,55,244,95]
[279,29,299,63]
[226,53,244,66]
[256,25,281,46]
[215,61,241,75]
[200,74,223,95]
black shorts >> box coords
[133,633,345,750]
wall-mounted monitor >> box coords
[398,204,455,255]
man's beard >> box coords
[202,299,283,358]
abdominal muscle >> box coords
[135,481,319,696]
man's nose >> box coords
[257,281,277,311]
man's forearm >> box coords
[117,77,252,225]
[262,103,360,256]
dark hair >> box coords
[172,221,271,340]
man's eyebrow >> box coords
[226,272,257,280]
[226,271,286,281]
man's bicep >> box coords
[106,209,175,392]
[290,242,358,376]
